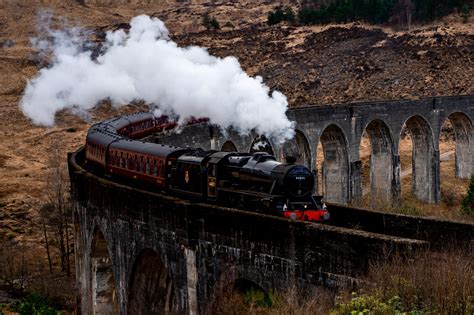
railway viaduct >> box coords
[158,94,474,204]
[69,95,474,314]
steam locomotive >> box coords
[85,112,329,222]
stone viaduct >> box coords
[158,95,474,204]
[71,150,453,315]
[70,95,474,314]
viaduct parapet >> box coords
[157,95,474,204]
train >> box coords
[84,112,329,222]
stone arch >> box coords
[249,135,274,156]
[127,248,176,315]
[221,140,238,152]
[90,228,119,315]
[441,112,473,179]
[362,119,397,201]
[402,115,438,202]
[282,129,312,168]
[318,124,350,204]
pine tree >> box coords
[202,13,212,30]
[210,17,220,30]
[202,13,220,31]
[460,3,471,23]
[461,174,474,215]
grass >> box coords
[206,274,334,314]
[360,248,474,314]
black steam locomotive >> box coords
[85,112,329,222]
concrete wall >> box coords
[69,150,426,314]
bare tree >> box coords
[38,204,54,274]
[0,241,29,296]
[403,0,415,31]
[392,0,416,30]
[42,139,73,277]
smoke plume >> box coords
[21,15,295,143]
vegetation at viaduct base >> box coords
[206,248,473,314]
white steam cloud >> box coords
[21,15,295,143]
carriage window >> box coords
[109,151,113,165]
[153,160,157,176]
[140,157,144,173]
[125,154,129,169]
[146,158,150,175]
[159,160,164,177]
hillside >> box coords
[0,0,472,281]
[176,23,473,105]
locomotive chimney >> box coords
[285,156,297,164]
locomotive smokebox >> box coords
[225,152,315,198]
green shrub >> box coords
[461,174,474,215]
[12,294,58,315]
[244,288,273,308]
[267,6,296,26]
[331,292,403,314]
